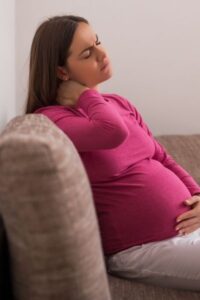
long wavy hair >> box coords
[25,15,88,113]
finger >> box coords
[176,210,196,222]
[185,196,200,206]
[176,217,198,231]
[179,223,200,235]
[57,96,73,106]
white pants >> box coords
[106,229,200,291]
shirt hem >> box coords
[104,231,178,256]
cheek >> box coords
[80,62,99,79]
[68,59,101,86]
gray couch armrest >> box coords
[0,114,111,300]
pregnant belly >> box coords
[94,158,191,246]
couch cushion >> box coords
[156,134,200,185]
[0,114,111,300]
[108,275,200,300]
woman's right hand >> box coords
[56,80,89,107]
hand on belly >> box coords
[176,195,200,235]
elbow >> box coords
[108,125,129,148]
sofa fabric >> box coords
[156,134,200,185]
[108,275,200,300]
[0,114,111,300]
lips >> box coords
[100,60,110,71]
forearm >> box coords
[54,89,129,151]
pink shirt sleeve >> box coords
[119,94,200,196]
[50,89,128,151]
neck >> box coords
[90,84,100,92]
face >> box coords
[62,22,112,89]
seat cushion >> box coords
[156,134,200,184]
[108,275,200,300]
[0,114,111,300]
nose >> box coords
[95,46,107,62]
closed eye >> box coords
[83,36,101,59]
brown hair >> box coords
[25,15,88,113]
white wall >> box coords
[16,0,200,135]
[0,0,15,132]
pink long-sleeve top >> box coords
[35,89,200,255]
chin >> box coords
[99,72,113,84]
[99,74,112,84]
[86,72,113,88]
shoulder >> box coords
[102,92,137,113]
[34,105,76,123]
[101,92,126,105]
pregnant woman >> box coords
[25,15,200,291]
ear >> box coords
[57,66,70,81]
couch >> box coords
[0,114,200,300]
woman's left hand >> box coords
[56,80,89,107]
[176,195,200,235]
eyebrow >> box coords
[78,34,99,57]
